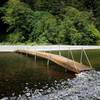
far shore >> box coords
[0,45,100,52]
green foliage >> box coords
[0,0,100,45]
[7,32,25,43]
[2,0,34,39]
[60,6,100,45]
[94,0,100,30]
[28,11,57,43]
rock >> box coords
[1,70,100,100]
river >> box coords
[0,49,100,100]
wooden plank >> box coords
[15,50,92,73]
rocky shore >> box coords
[2,70,100,100]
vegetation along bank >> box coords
[0,0,100,45]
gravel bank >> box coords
[2,70,100,100]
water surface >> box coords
[50,49,100,70]
[0,52,74,98]
[0,49,100,98]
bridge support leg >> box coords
[83,48,92,68]
[65,69,67,72]
[59,51,61,56]
[69,48,79,73]
[26,52,28,56]
[35,52,37,62]
[59,45,61,56]
[67,50,70,58]
[47,59,50,66]
[80,49,83,64]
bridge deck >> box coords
[16,50,92,73]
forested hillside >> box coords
[0,0,100,45]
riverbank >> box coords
[0,45,100,52]
[32,70,100,100]
[1,70,100,100]
[30,70,100,100]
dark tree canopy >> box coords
[0,0,100,45]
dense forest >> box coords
[0,0,100,45]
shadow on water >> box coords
[0,49,100,98]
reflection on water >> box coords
[0,49,100,98]
[50,49,100,70]
[0,52,74,98]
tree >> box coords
[29,11,57,43]
[2,0,34,42]
[94,0,100,30]
[60,6,100,44]
[1,0,100,45]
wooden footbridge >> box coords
[16,49,92,73]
